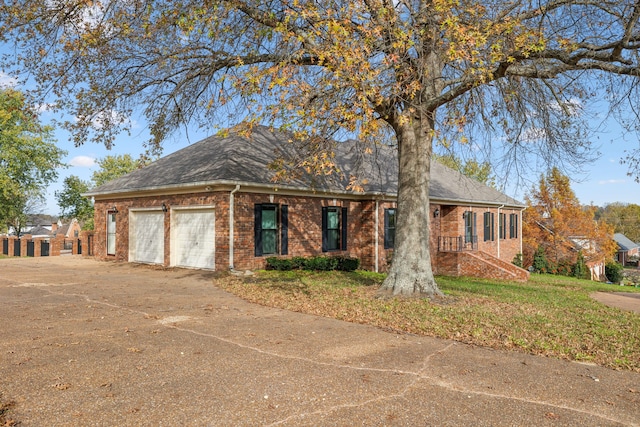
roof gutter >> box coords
[229,184,241,271]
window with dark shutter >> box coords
[483,212,494,242]
[322,206,345,252]
[254,204,287,257]
[384,209,396,249]
[509,213,518,239]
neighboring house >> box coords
[614,233,640,266]
[24,219,82,240]
[568,236,606,281]
[24,225,54,238]
[85,126,528,281]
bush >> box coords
[512,253,523,268]
[265,255,360,272]
[572,251,590,280]
[533,246,549,273]
[605,261,624,283]
[265,257,293,271]
[336,256,360,272]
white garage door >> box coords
[129,211,165,264]
[171,208,215,269]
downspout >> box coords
[374,199,379,273]
[520,207,526,256]
[497,204,504,259]
[229,184,241,270]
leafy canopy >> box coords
[92,154,148,188]
[0,88,66,232]
[55,175,94,224]
[4,1,640,295]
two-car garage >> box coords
[129,207,215,270]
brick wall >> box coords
[92,190,524,278]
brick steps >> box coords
[435,250,529,282]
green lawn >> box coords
[218,271,640,372]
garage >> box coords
[171,207,215,269]
[129,210,165,264]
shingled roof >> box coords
[86,126,523,208]
[614,233,640,251]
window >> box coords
[384,209,396,249]
[107,212,116,255]
[509,213,518,239]
[499,213,507,239]
[322,206,347,252]
[483,212,494,242]
[464,211,476,243]
[254,204,288,256]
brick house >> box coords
[614,233,640,266]
[85,126,528,281]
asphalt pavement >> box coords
[1,257,638,426]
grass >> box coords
[217,271,640,372]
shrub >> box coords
[512,253,523,268]
[265,255,360,272]
[533,246,549,273]
[265,257,293,271]
[605,261,624,283]
[572,251,589,280]
[336,256,360,272]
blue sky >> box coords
[2,71,639,216]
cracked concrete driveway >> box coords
[1,257,639,426]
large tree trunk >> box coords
[379,115,443,297]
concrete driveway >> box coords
[1,257,639,426]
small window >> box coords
[483,212,494,242]
[254,204,288,257]
[464,211,476,243]
[509,213,518,239]
[384,209,396,249]
[322,206,347,252]
[499,213,507,239]
[107,212,116,255]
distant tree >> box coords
[599,203,640,244]
[523,168,617,270]
[434,154,495,187]
[55,175,94,228]
[3,192,46,236]
[91,154,147,187]
[0,88,66,233]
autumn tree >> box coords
[523,168,617,273]
[4,1,640,295]
[0,88,65,234]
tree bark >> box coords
[379,114,443,297]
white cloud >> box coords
[77,109,130,130]
[598,179,625,185]
[36,103,57,114]
[0,72,18,88]
[69,156,96,167]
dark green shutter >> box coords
[254,205,262,257]
[341,207,348,251]
[281,205,288,255]
[321,207,328,252]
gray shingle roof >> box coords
[614,233,640,251]
[86,126,523,208]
